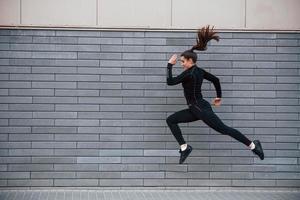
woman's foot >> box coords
[179,145,193,164]
[251,140,264,160]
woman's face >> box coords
[180,56,194,70]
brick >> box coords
[233,46,276,53]
[9,134,53,141]
[276,106,300,113]
[233,76,276,83]
[0,142,31,148]
[233,61,276,69]
[76,172,120,178]
[123,67,164,75]
[9,149,54,156]
[277,62,300,69]
[55,104,99,111]
[255,83,298,91]
[78,112,121,119]
[32,157,76,164]
[99,179,143,187]
[277,47,300,53]
[33,97,77,103]
[78,37,122,44]
[78,52,121,60]
[77,157,121,164]
[99,150,143,156]
[31,172,75,179]
[0,172,30,179]
[1,35,33,43]
[78,82,121,89]
[123,53,166,60]
[55,44,100,52]
[7,180,53,187]
[9,119,54,126]
[0,157,31,164]
[55,74,99,81]
[78,97,122,104]
[32,112,77,119]
[100,90,143,97]
[0,81,31,88]
[232,165,276,172]
[32,52,77,59]
[100,75,144,82]
[255,98,298,106]
[8,163,53,172]
[277,77,300,83]
[54,179,98,187]
[232,180,276,187]
[255,54,298,61]
[122,172,164,179]
[0,112,32,119]
[54,149,99,156]
[0,66,31,74]
[31,142,76,149]
[188,179,231,187]
[32,67,77,74]
[100,60,143,67]
[264,113,299,120]
[54,164,98,171]
[101,45,144,52]
[276,121,300,128]
[276,180,300,187]
[32,82,76,89]
[276,150,299,157]
[11,29,55,36]
[77,142,121,149]
[54,134,98,141]
[9,104,54,111]
[144,179,187,187]
[9,89,54,96]
[55,89,99,97]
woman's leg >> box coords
[191,106,252,146]
[166,108,198,145]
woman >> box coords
[166,26,264,164]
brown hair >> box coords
[181,25,219,63]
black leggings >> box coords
[166,99,252,146]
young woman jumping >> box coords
[166,26,264,164]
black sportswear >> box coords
[166,63,252,147]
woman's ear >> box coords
[188,58,195,65]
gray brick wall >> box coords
[0,29,299,189]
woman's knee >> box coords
[166,115,176,125]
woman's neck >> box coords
[184,64,196,70]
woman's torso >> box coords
[182,65,205,105]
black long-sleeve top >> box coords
[166,63,222,105]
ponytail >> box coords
[190,25,219,52]
[181,25,219,63]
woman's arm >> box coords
[166,54,189,86]
[166,63,189,86]
[203,69,222,98]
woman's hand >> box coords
[168,54,177,65]
[212,98,222,107]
